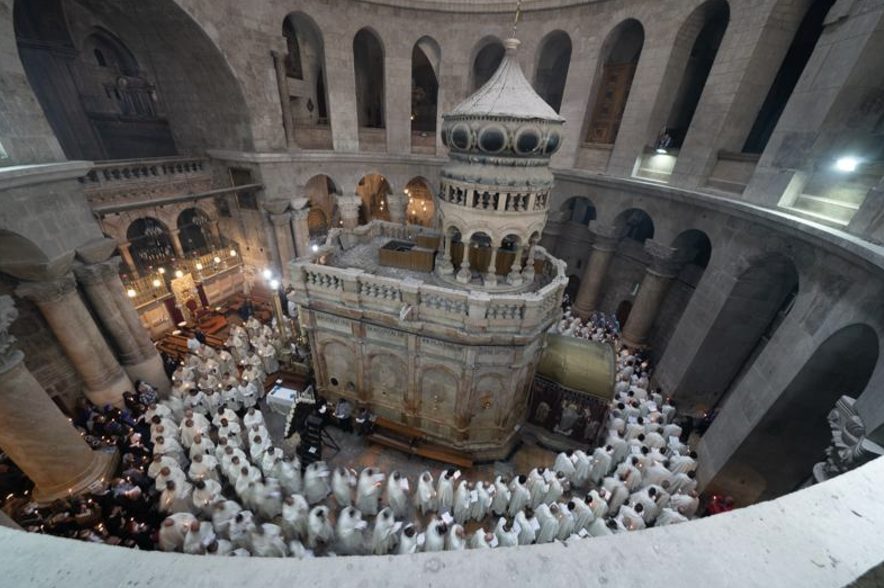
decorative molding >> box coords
[16,275,77,304]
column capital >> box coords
[291,206,311,221]
[0,295,23,373]
[644,239,682,278]
[338,195,362,216]
[590,223,620,251]
[73,258,122,285]
[16,275,77,304]
[269,211,292,226]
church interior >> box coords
[1,0,884,585]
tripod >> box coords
[320,428,340,455]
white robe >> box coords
[251,523,288,557]
[424,520,447,552]
[332,468,355,507]
[415,473,437,515]
[385,474,409,518]
[507,480,530,517]
[277,459,303,495]
[281,495,310,541]
[355,469,385,515]
[303,462,331,505]
[491,476,511,516]
[211,500,242,539]
[183,521,216,555]
[158,513,198,552]
[306,506,334,549]
[446,525,467,551]
[370,508,398,555]
[514,510,536,545]
[453,481,471,524]
[554,452,577,482]
[336,507,367,555]
[436,473,456,513]
[535,504,559,544]
[494,517,518,547]
[396,526,420,555]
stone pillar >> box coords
[74,260,171,395]
[507,244,524,286]
[620,241,682,349]
[290,206,311,258]
[436,233,454,276]
[521,245,537,283]
[271,49,297,149]
[118,242,138,274]
[169,229,185,258]
[386,190,408,225]
[456,244,473,284]
[338,195,362,229]
[269,211,295,281]
[0,295,116,504]
[16,275,133,407]
[572,224,620,319]
[484,247,499,287]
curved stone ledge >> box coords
[1,457,883,587]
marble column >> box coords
[436,233,454,276]
[521,245,537,283]
[456,245,473,284]
[118,242,138,274]
[74,259,171,395]
[572,224,620,319]
[17,275,133,407]
[169,229,185,258]
[386,190,408,225]
[484,247,498,287]
[338,195,362,229]
[269,211,295,280]
[620,241,682,349]
[0,296,117,504]
[507,244,524,286]
[290,207,311,258]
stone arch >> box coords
[305,174,341,231]
[13,0,255,159]
[671,228,713,270]
[584,18,645,145]
[675,252,799,412]
[467,231,494,274]
[412,36,440,134]
[742,0,834,153]
[404,177,435,227]
[613,208,655,244]
[662,0,730,149]
[353,28,385,129]
[356,173,392,224]
[446,225,465,269]
[283,12,331,140]
[561,196,597,225]
[471,36,505,91]
[418,365,460,436]
[0,230,53,281]
[367,352,407,408]
[176,207,213,255]
[711,323,879,503]
[126,217,174,272]
[319,339,356,394]
[533,30,572,114]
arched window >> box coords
[534,31,572,114]
[472,39,504,91]
[412,37,440,134]
[282,12,331,146]
[282,18,304,79]
[585,20,644,145]
[663,1,730,149]
[353,29,385,129]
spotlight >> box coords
[311,244,319,252]
[270,279,280,290]
[195,262,203,270]
[655,148,668,155]
[213,256,221,263]
[262,268,272,280]
[126,289,137,298]
[229,250,237,257]
[151,279,161,288]
[175,270,184,278]
[158,267,166,275]
[835,156,859,173]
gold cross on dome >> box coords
[512,0,522,36]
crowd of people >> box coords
[5,302,706,558]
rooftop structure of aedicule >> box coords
[289,38,569,459]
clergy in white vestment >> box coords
[332,466,355,507]
[436,469,457,513]
[211,500,242,539]
[656,507,689,526]
[306,506,334,550]
[192,479,223,515]
[303,462,331,504]
[205,538,234,556]
[556,502,576,540]
[183,520,216,555]
[336,506,367,555]
[251,523,288,557]
[160,480,194,514]
[281,494,310,541]
[355,468,385,515]
[507,475,530,517]
[554,450,577,482]
[468,529,492,549]
[396,524,420,555]
[452,480,471,524]
[276,457,302,495]
[471,480,492,522]
[158,513,198,551]
[385,471,409,518]
[415,471,437,514]
[445,524,467,551]
[370,507,399,555]
[570,496,594,530]
[616,503,646,531]
[491,476,511,516]
[514,509,536,545]
[534,503,559,544]
[424,519,447,552]
[494,517,519,547]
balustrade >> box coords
[79,157,209,190]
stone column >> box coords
[169,229,185,258]
[118,242,138,274]
[484,247,498,287]
[507,244,524,286]
[386,190,408,225]
[436,233,454,276]
[456,244,473,284]
[338,195,362,230]
[74,260,171,395]
[271,49,297,149]
[572,224,620,318]
[269,211,295,280]
[290,206,311,258]
[16,275,133,407]
[0,295,117,504]
[620,241,682,349]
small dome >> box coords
[446,38,564,123]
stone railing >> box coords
[438,180,551,214]
[290,228,567,338]
[79,157,214,206]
